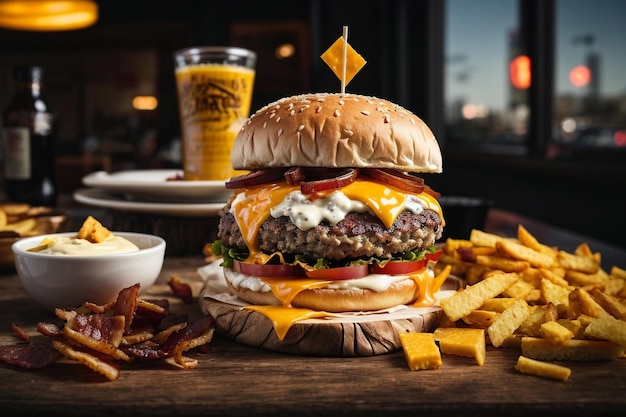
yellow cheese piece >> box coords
[244,305,332,341]
[320,36,366,86]
[433,327,486,366]
[399,332,442,371]
[514,355,571,382]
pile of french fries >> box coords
[0,203,45,237]
[433,224,626,381]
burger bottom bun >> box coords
[200,273,463,357]
[201,296,443,356]
[224,270,417,313]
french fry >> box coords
[475,255,529,273]
[435,222,626,378]
[558,250,599,274]
[610,265,626,280]
[539,267,571,288]
[0,218,36,235]
[589,287,626,320]
[440,272,520,321]
[514,355,571,381]
[584,316,626,347]
[540,278,571,307]
[567,288,611,320]
[487,298,531,348]
[521,337,624,361]
[469,229,503,248]
[540,321,574,345]
[517,225,557,258]
[461,309,498,328]
[518,303,558,338]
[0,209,6,228]
[479,297,519,313]
[497,239,556,269]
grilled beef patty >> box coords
[217,208,442,262]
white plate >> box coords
[82,170,232,203]
[74,188,223,217]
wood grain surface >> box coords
[1,256,625,417]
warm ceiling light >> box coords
[0,0,98,31]
[132,96,158,111]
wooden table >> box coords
[1,253,625,417]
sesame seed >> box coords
[263,121,268,128]
[290,110,295,116]
[269,112,275,119]
[287,103,294,110]
[384,114,390,123]
[316,106,322,113]
[361,110,370,115]
[276,116,281,123]
[334,109,340,117]
[297,125,305,131]
[278,128,284,136]
[339,100,345,105]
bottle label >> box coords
[2,127,31,179]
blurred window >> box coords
[553,0,626,151]
[444,0,526,151]
[444,0,626,155]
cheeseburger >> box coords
[212,92,445,319]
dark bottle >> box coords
[2,65,57,206]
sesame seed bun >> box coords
[231,93,442,173]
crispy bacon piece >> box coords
[113,283,140,333]
[37,322,63,337]
[68,313,126,347]
[168,275,193,304]
[10,323,29,342]
[0,338,62,368]
[0,283,216,380]
[52,340,120,381]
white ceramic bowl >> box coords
[12,232,166,311]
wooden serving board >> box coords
[199,277,463,357]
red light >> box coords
[569,65,591,87]
[509,55,531,89]
[614,130,626,146]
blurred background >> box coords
[0,0,624,248]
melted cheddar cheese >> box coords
[230,179,444,262]
[227,266,450,340]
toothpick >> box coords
[341,25,348,95]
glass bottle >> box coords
[2,65,57,206]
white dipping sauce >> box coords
[34,236,139,255]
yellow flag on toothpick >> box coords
[321,26,366,93]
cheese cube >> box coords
[399,332,442,371]
[433,327,486,366]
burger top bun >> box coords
[231,93,442,173]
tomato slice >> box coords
[425,250,442,262]
[233,260,304,278]
[305,264,369,280]
[371,250,442,275]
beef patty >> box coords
[217,208,443,261]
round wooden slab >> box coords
[200,278,462,357]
